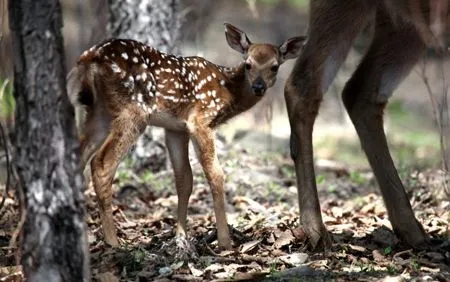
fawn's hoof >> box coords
[218,238,233,251]
[104,233,120,247]
[173,236,198,261]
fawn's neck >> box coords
[210,62,261,127]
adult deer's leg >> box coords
[285,0,375,250]
[165,130,193,239]
[342,7,428,247]
[91,109,146,246]
[191,127,231,250]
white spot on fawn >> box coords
[111,63,121,73]
[121,53,129,60]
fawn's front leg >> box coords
[165,130,193,239]
[191,127,232,250]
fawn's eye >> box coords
[245,63,252,70]
[271,65,279,72]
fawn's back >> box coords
[71,39,239,132]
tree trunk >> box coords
[8,0,89,281]
[108,0,181,53]
[107,0,181,173]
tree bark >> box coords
[8,0,89,281]
[107,0,181,173]
[108,0,181,53]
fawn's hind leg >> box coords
[91,109,146,246]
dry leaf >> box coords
[279,253,308,266]
[372,250,385,262]
[348,244,366,253]
[188,262,204,277]
[204,263,223,273]
[96,272,119,282]
[273,230,294,249]
[331,206,343,218]
[240,239,261,254]
[233,271,270,281]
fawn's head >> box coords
[224,23,306,96]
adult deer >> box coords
[67,23,305,249]
[285,0,449,250]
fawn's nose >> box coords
[252,77,266,96]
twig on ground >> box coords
[201,239,218,256]
[239,254,271,264]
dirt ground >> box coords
[1,139,449,281]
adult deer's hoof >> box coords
[413,237,449,252]
[303,224,332,252]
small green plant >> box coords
[280,165,295,178]
[316,174,325,185]
[383,246,392,255]
[359,261,375,272]
[142,171,155,183]
[122,246,146,273]
[117,170,131,182]
[268,261,280,273]
[266,181,285,202]
[327,184,337,193]
[151,174,172,194]
[386,264,399,275]
[350,171,366,185]
[410,259,420,271]
[0,79,15,119]
[225,158,239,169]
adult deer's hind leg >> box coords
[285,0,376,250]
[342,7,428,248]
[91,108,146,246]
[165,130,193,240]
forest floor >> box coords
[1,134,449,281]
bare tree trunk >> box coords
[107,0,181,173]
[8,0,89,281]
[108,0,181,53]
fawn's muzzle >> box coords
[252,77,266,96]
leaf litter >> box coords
[0,146,449,281]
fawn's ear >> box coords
[224,23,252,54]
[279,36,307,62]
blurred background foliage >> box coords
[0,0,449,172]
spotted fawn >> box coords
[67,23,306,249]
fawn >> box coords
[285,0,449,251]
[67,23,306,249]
